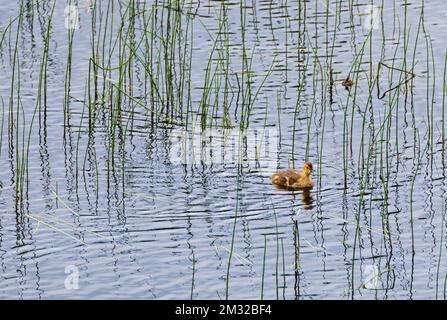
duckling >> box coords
[271,162,314,189]
[341,77,354,90]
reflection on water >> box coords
[0,0,447,299]
[300,189,313,208]
[273,186,314,208]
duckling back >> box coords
[271,170,301,188]
[271,169,313,189]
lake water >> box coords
[1,0,447,299]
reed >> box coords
[261,234,267,300]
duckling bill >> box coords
[271,162,314,189]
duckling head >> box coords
[303,162,313,177]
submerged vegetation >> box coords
[0,0,447,299]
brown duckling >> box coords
[341,77,354,89]
[271,162,314,189]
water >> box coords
[0,0,447,299]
